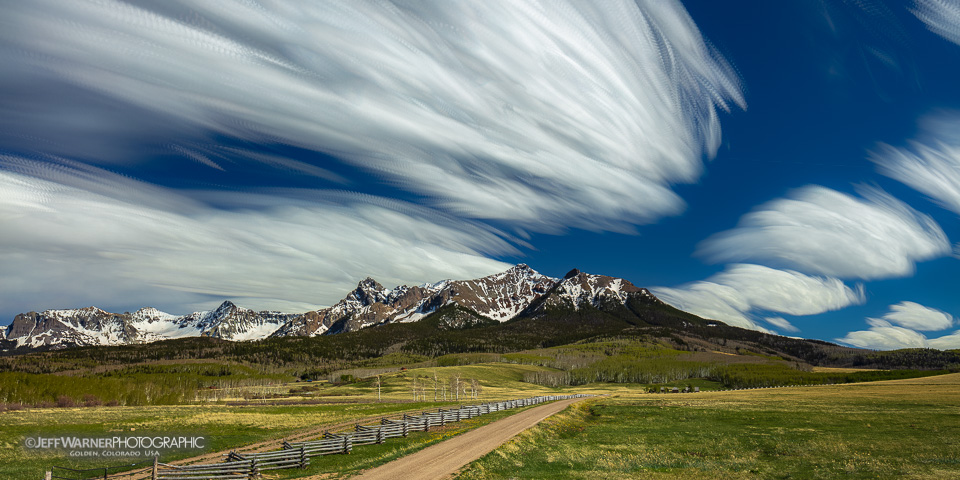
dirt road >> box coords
[120,405,441,480]
[348,396,587,480]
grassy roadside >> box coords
[1,401,467,479]
[457,374,960,479]
[2,362,567,479]
[275,403,550,479]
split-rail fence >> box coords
[47,394,587,480]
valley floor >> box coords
[7,368,960,479]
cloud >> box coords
[882,301,954,331]
[696,186,951,280]
[0,156,512,317]
[929,331,960,349]
[651,264,865,331]
[872,113,960,216]
[764,316,800,333]
[0,0,742,233]
[838,322,960,350]
[837,319,932,350]
[914,0,960,46]
[837,300,959,350]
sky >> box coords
[1,0,959,350]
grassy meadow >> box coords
[3,338,959,479]
[2,401,471,479]
[458,373,960,479]
[0,363,561,479]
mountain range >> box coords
[1,264,666,353]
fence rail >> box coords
[54,394,588,480]
[155,459,253,480]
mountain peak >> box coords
[358,277,384,291]
[215,300,237,312]
[132,307,176,322]
[564,268,581,279]
[350,277,387,305]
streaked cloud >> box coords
[0,156,512,316]
[651,264,865,332]
[882,301,954,331]
[764,316,800,333]
[0,0,743,233]
[914,0,960,46]
[697,186,951,280]
[838,301,958,350]
[929,332,960,349]
[837,319,932,350]
[872,113,960,216]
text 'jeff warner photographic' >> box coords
[24,434,206,457]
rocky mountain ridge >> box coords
[1,264,661,352]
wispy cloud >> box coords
[0,156,512,316]
[696,186,950,280]
[872,113,960,216]
[882,301,954,331]
[0,0,743,233]
[837,319,932,350]
[651,264,865,332]
[914,0,960,46]
[837,301,958,350]
[764,316,800,333]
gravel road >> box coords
[347,396,586,480]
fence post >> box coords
[250,458,259,480]
[403,421,409,437]
[299,445,306,469]
[103,467,108,480]
[152,456,158,480]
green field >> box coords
[458,374,960,479]
[0,363,563,479]
[8,370,960,479]
[4,339,959,479]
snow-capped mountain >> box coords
[176,301,293,341]
[1,264,664,351]
[539,268,663,311]
[2,302,292,350]
[274,263,557,337]
[4,307,140,349]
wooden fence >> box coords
[143,394,587,480]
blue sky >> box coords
[1,0,959,349]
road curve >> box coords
[349,396,587,480]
